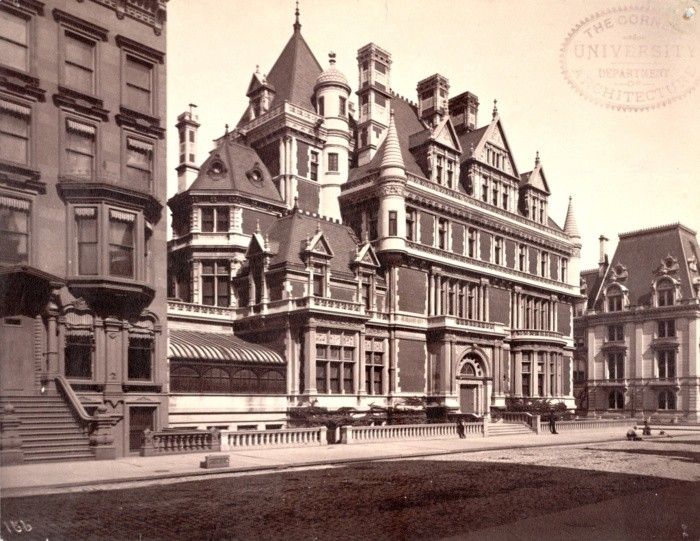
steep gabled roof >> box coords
[188,138,283,203]
[581,268,604,310]
[457,125,489,159]
[264,211,361,275]
[519,157,551,195]
[265,27,323,113]
[593,223,699,307]
[462,115,519,178]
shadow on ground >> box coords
[1,460,695,541]
[584,446,699,463]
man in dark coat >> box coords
[548,410,558,434]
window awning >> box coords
[169,330,284,365]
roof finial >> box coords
[316,221,321,234]
[535,150,540,165]
[492,99,498,119]
[255,219,261,234]
[293,195,299,210]
[328,51,336,66]
[293,0,301,33]
[225,123,229,135]
[255,64,260,74]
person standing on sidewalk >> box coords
[548,409,558,434]
[456,417,466,439]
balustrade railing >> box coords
[500,412,534,426]
[510,329,564,340]
[141,428,221,456]
[340,422,483,444]
[221,426,328,450]
[168,300,237,319]
[540,418,637,432]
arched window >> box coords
[232,369,258,393]
[201,367,230,393]
[608,389,624,410]
[170,365,200,393]
[259,370,286,394]
[656,279,675,307]
[459,353,485,378]
[606,285,623,312]
[658,390,676,410]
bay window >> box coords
[201,260,230,306]
[72,205,144,280]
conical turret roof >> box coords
[564,196,580,238]
[380,110,405,171]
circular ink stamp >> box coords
[561,4,698,111]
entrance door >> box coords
[460,384,478,414]
[129,407,155,453]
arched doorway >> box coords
[457,353,488,416]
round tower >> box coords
[377,109,407,256]
[314,52,351,220]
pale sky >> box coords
[166,0,699,268]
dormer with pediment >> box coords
[245,67,276,121]
[519,151,551,225]
[458,105,521,214]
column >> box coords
[544,353,550,396]
[514,351,523,396]
[303,323,317,395]
[388,332,397,395]
[44,299,60,388]
[355,332,364,396]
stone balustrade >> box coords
[167,300,237,320]
[221,427,327,450]
[500,412,534,425]
[542,418,637,432]
[340,422,483,444]
[141,428,221,456]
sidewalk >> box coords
[1,426,695,498]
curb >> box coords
[1,432,665,498]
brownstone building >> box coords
[575,224,700,421]
[166,11,582,429]
[0,0,168,461]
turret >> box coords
[176,104,200,193]
[314,52,351,220]
[377,110,407,255]
[564,195,582,288]
[356,43,392,166]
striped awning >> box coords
[169,330,284,365]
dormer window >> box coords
[607,286,623,312]
[446,160,454,189]
[435,156,443,185]
[656,279,675,306]
[312,265,324,297]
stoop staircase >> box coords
[0,394,94,462]
[488,421,536,437]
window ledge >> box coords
[53,86,109,120]
[0,161,45,194]
[116,107,164,139]
[57,179,161,221]
[67,275,155,311]
[0,65,46,101]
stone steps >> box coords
[1,395,94,462]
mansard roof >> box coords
[188,137,283,204]
[264,210,362,275]
[594,223,699,308]
[264,27,323,113]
